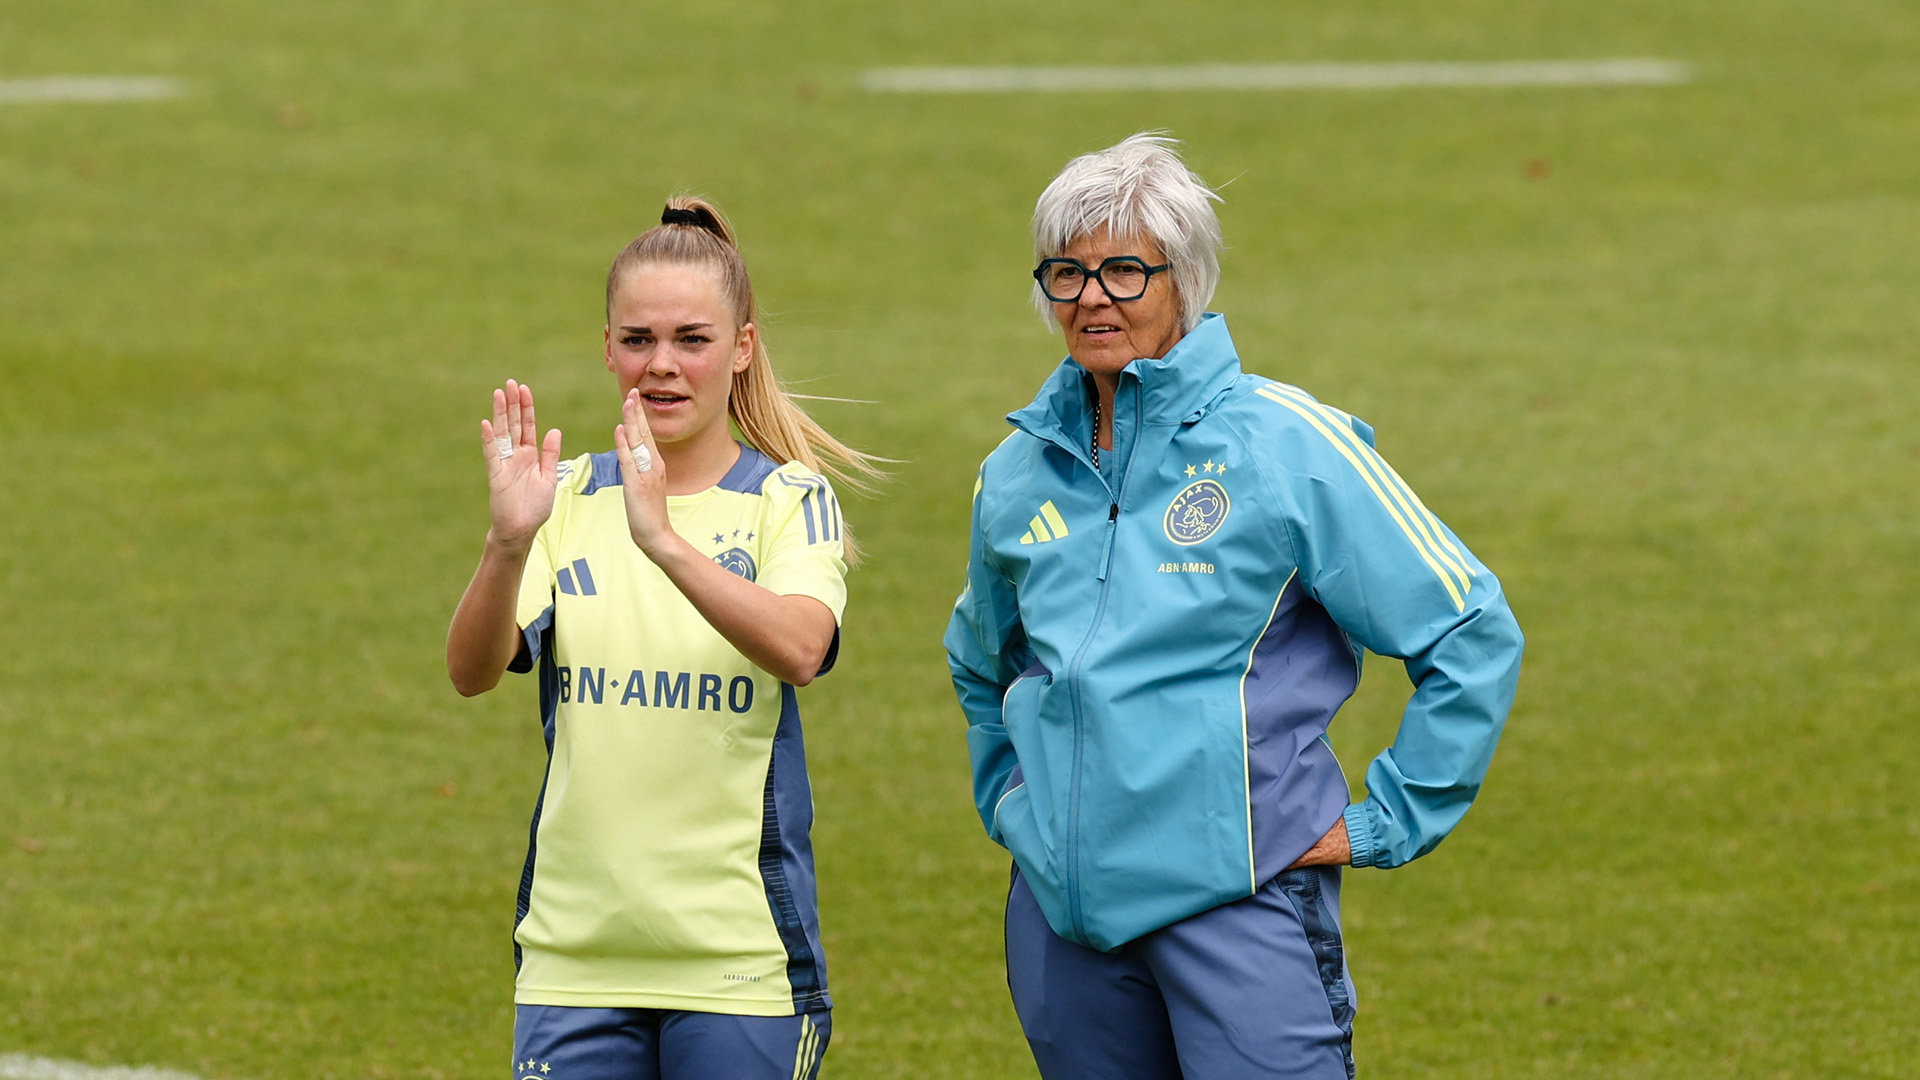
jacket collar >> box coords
[1007,313,1243,444]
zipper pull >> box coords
[1097,501,1119,581]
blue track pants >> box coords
[1006,864,1356,1080]
[512,1004,828,1080]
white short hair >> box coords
[1031,132,1224,334]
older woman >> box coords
[945,134,1524,1079]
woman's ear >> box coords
[733,323,757,374]
[604,325,616,372]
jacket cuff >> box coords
[1343,804,1380,868]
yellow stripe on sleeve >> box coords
[1254,385,1467,611]
[1374,452,1474,571]
[1260,384,1476,595]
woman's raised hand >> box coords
[615,388,673,557]
[480,379,563,547]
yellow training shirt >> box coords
[508,445,846,1015]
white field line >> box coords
[0,1055,207,1080]
[860,59,1691,93]
[0,76,184,103]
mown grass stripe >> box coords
[0,1055,207,1080]
[0,76,183,103]
[860,60,1690,94]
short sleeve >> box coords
[506,460,579,673]
[516,528,557,625]
[755,467,850,625]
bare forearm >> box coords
[647,533,836,686]
[452,379,561,696]
[1287,817,1352,869]
[447,532,534,696]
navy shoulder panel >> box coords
[718,443,781,494]
[580,451,624,495]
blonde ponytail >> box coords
[608,196,887,563]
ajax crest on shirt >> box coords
[1164,477,1231,545]
[714,546,758,580]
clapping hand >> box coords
[480,379,562,548]
[614,388,673,557]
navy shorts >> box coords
[512,1004,829,1080]
[1005,864,1356,1080]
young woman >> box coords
[447,199,880,1080]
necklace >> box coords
[1090,393,1102,470]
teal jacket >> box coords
[944,314,1524,951]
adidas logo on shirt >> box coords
[557,558,597,596]
[1019,501,1070,545]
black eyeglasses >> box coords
[1033,256,1172,303]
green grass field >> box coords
[3,2,1917,1077]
